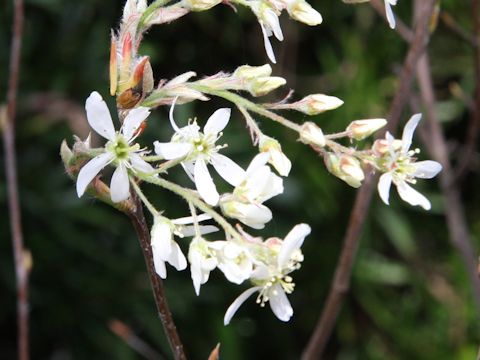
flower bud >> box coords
[324,153,364,188]
[247,76,286,97]
[183,0,222,11]
[294,94,344,115]
[233,64,272,80]
[347,119,387,140]
[287,0,323,26]
[299,122,325,147]
[372,138,402,156]
[60,140,74,167]
[259,136,291,176]
[220,196,272,229]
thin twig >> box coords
[415,47,480,310]
[454,0,480,181]
[127,193,187,360]
[301,2,436,358]
[2,0,28,359]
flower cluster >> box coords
[63,0,440,329]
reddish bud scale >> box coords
[109,35,118,96]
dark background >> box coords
[1,0,479,359]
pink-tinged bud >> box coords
[259,136,291,176]
[247,76,286,97]
[299,122,325,147]
[233,64,272,80]
[346,118,387,140]
[372,138,402,156]
[324,153,364,188]
[109,35,118,96]
[295,94,344,115]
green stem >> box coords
[137,0,175,32]
[191,85,303,133]
[137,174,244,242]
[130,178,159,216]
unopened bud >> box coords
[288,0,323,26]
[325,153,364,188]
[233,64,272,80]
[299,122,325,147]
[183,0,222,11]
[295,94,344,115]
[248,76,286,97]
[347,118,387,140]
[259,136,291,176]
[372,138,402,156]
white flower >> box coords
[259,135,292,176]
[216,242,254,284]
[384,0,397,29]
[152,214,218,279]
[76,91,154,203]
[154,106,246,206]
[220,153,284,229]
[251,2,284,64]
[376,114,442,210]
[188,236,222,295]
[224,223,311,324]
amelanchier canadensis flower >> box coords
[76,91,154,203]
[224,223,311,324]
[375,114,442,210]
[154,105,246,206]
[151,214,218,279]
[220,153,284,229]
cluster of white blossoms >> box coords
[64,0,437,327]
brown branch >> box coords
[454,0,480,181]
[2,0,29,359]
[301,2,436,358]
[415,49,480,310]
[127,193,187,360]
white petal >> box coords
[129,153,155,174]
[76,152,114,197]
[384,1,396,29]
[122,107,150,141]
[401,114,422,153]
[85,91,115,140]
[181,161,195,182]
[172,213,211,225]
[194,158,219,206]
[260,23,277,64]
[191,265,203,295]
[269,284,293,322]
[412,160,442,179]
[278,223,310,268]
[237,203,272,229]
[264,10,283,41]
[181,225,219,237]
[396,181,431,210]
[270,150,291,176]
[246,153,270,174]
[152,249,167,279]
[377,172,393,205]
[167,242,187,271]
[110,164,130,202]
[211,154,246,186]
[224,287,261,325]
[151,221,173,258]
[204,108,231,135]
[154,141,192,160]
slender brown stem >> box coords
[415,51,480,310]
[454,0,480,181]
[127,194,187,360]
[2,0,28,359]
[301,2,436,358]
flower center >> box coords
[106,134,137,161]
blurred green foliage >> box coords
[1,0,479,359]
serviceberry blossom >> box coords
[152,214,218,279]
[220,153,283,229]
[376,114,442,210]
[188,236,220,295]
[154,106,246,206]
[384,0,397,29]
[76,91,154,202]
[259,135,292,176]
[224,223,311,324]
[250,1,284,64]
